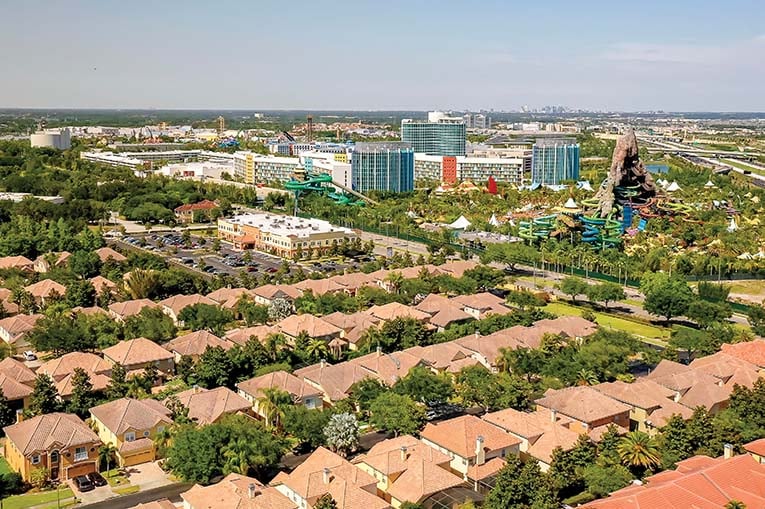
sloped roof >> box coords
[159,293,217,316]
[414,294,452,315]
[174,199,219,213]
[354,348,428,385]
[721,339,765,367]
[295,361,372,402]
[38,352,112,381]
[171,386,251,426]
[56,372,111,398]
[25,279,67,299]
[89,275,117,295]
[421,415,520,459]
[225,325,279,346]
[593,380,676,411]
[0,357,36,385]
[164,330,233,357]
[237,370,322,401]
[205,287,250,305]
[4,413,98,456]
[294,278,347,296]
[367,302,431,323]
[183,473,296,509]
[679,381,732,410]
[250,284,301,301]
[0,373,33,401]
[0,256,34,270]
[535,386,631,424]
[103,337,173,367]
[277,314,341,338]
[0,314,42,340]
[108,299,157,318]
[90,397,172,434]
[429,304,473,328]
[322,311,380,332]
[95,247,127,263]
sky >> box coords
[2,0,764,111]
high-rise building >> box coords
[400,112,466,156]
[351,142,414,193]
[531,139,580,185]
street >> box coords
[80,483,193,509]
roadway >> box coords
[80,483,193,509]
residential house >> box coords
[322,311,381,351]
[420,415,521,489]
[583,446,765,508]
[95,247,127,263]
[0,313,43,354]
[744,438,765,464]
[250,284,301,306]
[353,435,471,508]
[415,294,474,331]
[535,386,631,437]
[450,293,510,319]
[72,306,108,317]
[418,342,479,374]
[164,330,233,363]
[238,370,324,415]
[0,288,19,315]
[89,398,173,466]
[174,199,220,224]
[108,299,158,321]
[206,287,250,305]
[90,275,117,298]
[0,374,32,411]
[24,279,67,306]
[438,260,478,278]
[183,473,296,509]
[354,348,429,386]
[296,360,375,404]
[646,363,731,414]
[159,293,217,325]
[294,279,347,297]
[169,386,251,426]
[0,256,34,271]
[483,408,581,472]
[328,272,377,296]
[690,351,762,389]
[0,357,36,386]
[367,302,432,324]
[38,352,112,382]
[270,446,391,509]
[277,314,342,344]
[3,413,101,481]
[456,329,528,372]
[102,337,175,378]
[593,380,693,434]
[721,339,765,369]
[224,325,279,346]
[33,252,71,273]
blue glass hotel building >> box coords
[531,138,580,185]
[351,142,414,193]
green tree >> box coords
[618,431,661,473]
[67,367,95,418]
[68,250,102,278]
[484,455,558,509]
[506,289,546,310]
[236,297,269,326]
[0,389,16,434]
[257,388,293,430]
[369,393,424,437]
[195,346,234,389]
[686,299,732,329]
[668,327,721,361]
[106,362,128,399]
[179,304,233,335]
[98,444,118,475]
[65,279,97,308]
[641,273,694,323]
[393,367,453,404]
[747,305,765,336]
[348,378,386,416]
[582,463,632,497]
[314,494,338,509]
[548,435,596,497]
[324,412,359,457]
[123,268,160,299]
[28,313,96,355]
[28,374,60,416]
[586,282,625,309]
[559,276,589,303]
[123,306,177,342]
[725,501,747,509]
[282,406,331,449]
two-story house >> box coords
[237,370,323,418]
[3,413,101,482]
[102,337,175,379]
[89,398,173,466]
[535,386,632,438]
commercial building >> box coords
[401,112,466,156]
[217,213,357,257]
[80,149,233,170]
[232,152,302,184]
[300,151,352,190]
[414,154,528,185]
[531,138,580,185]
[351,142,414,193]
[30,129,71,150]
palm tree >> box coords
[98,444,118,477]
[123,268,159,299]
[725,500,747,509]
[256,388,293,430]
[305,337,329,361]
[222,436,254,475]
[385,271,405,294]
[153,426,174,458]
[618,431,661,471]
[576,369,599,386]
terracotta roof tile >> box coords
[250,284,301,301]
[722,339,765,367]
[159,294,217,317]
[294,279,346,296]
[0,256,34,270]
[237,370,321,402]
[744,438,765,456]
[205,287,250,305]
[535,386,631,425]
[467,456,507,481]
[649,369,722,394]
[108,299,157,319]
[0,373,33,401]
[0,357,36,385]
[295,361,371,402]
[690,351,759,382]
[277,314,341,339]
[4,413,98,456]
[132,498,177,509]
[164,330,233,357]
[103,337,173,367]
[170,386,251,426]
[421,415,520,459]
[95,247,127,263]
[25,279,67,299]
[183,473,296,509]
[174,199,219,213]
[367,302,431,323]
[646,359,691,379]
[56,372,110,398]
[592,380,676,411]
[0,314,42,342]
[39,352,112,381]
[90,397,172,434]
[438,260,478,278]
[679,381,732,410]
[322,311,380,332]
[225,325,279,346]
[89,275,117,295]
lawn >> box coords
[0,455,12,475]
[721,158,765,176]
[112,485,140,495]
[543,301,670,344]
[103,468,130,487]
[3,487,74,509]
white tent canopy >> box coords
[704,180,716,188]
[727,217,738,232]
[488,214,500,227]
[448,215,472,229]
[563,198,578,209]
[666,181,681,192]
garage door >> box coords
[122,450,155,467]
[66,462,96,479]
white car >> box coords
[22,351,37,361]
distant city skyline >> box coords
[2,1,764,111]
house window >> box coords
[31,454,40,465]
[50,451,59,463]
[143,431,150,438]
[157,426,165,434]
[125,432,136,442]
[74,447,87,462]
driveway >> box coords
[68,480,113,505]
[122,461,174,491]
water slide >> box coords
[284,171,377,206]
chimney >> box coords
[474,329,480,339]
[376,346,382,357]
[475,436,485,466]
[247,483,257,499]
[550,409,557,423]
[15,409,23,423]
[320,358,326,369]
[193,384,201,394]
[323,467,331,484]
[724,443,734,459]
[400,446,408,462]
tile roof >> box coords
[183,473,296,509]
[0,357,36,385]
[55,372,111,398]
[535,386,631,425]
[328,272,376,291]
[294,278,347,296]
[322,311,380,332]
[250,284,301,301]
[25,279,67,299]
[451,292,508,313]
[645,399,694,429]
[367,302,431,323]
[357,435,452,474]
[224,325,279,346]
[354,348,428,385]
[689,352,759,382]
[4,412,98,456]
[237,370,322,402]
[414,294,452,315]
[72,306,108,316]
[164,330,233,357]
[429,304,474,328]
[95,246,127,263]
[171,386,251,426]
[421,415,520,459]
[89,275,117,295]
[103,337,173,367]
[108,299,157,318]
[0,373,33,401]
[533,316,598,338]
[648,369,722,394]
[592,380,676,411]
[456,329,527,367]
[160,294,217,317]
[646,359,692,379]
[0,256,34,270]
[174,199,219,213]
[205,287,250,305]
[467,456,507,481]
[744,438,765,456]
[679,381,732,410]
[418,342,473,371]
[132,499,177,509]
[90,398,172,434]
[38,352,112,381]
[438,260,478,278]
[0,314,42,341]
[120,437,154,454]
[295,361,372,402]
[583,453,765,509]
[721,339,765,367]
[277,314,341,338]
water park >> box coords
[285,160,375,215]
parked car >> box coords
[73,475,94,492]
[86,472,107,487]
[22,351,37,361]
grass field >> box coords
[0,455,12,475]
[112,485,140,495]
[721,158,765,176]
[544,301,670,344]
[3,488,75,509]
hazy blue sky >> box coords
[2,0,764,111]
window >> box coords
[31,454,40,465]
[157,426,165,435]
[50,451,59,463]
[74,447,87,462]
[143,431,150,438]
[125,432,136,442]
